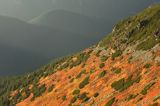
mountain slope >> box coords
[0,4,160,106]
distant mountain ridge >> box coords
[30,10,105,36]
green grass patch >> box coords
[136,37,158,50]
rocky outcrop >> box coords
[154,28,160,37]
[137,19,149,29]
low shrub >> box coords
[128,56,133,63]
[112,50,122,59]
[94,92,99,97]
[126,94,137,101]
[82,97,90,103]
[100,56,108,62]
[99,63,105,68]
[98,71,106,78]
[111,75,141,92]
[152,102,159,106]
[111,78,125,91]
[68,76,71,79]
[81,64,86,68]
[96,50,102,57]
[141,82,155,95]
[60,62,69,70]
[13,91,23,101]
[105,97,115,106]
[112,68,121,74]
[31,84,46,101]
[70,96,77,103]
[78,92,87,100]
[79,76,90,89]
[72,89,80,95]
[70,52,90,68]
[48,84,54,92]
[62,95,66,101]
[90,69,95,74]
[69,78,74,83]
[23,87,31,99]
[143,63,151,69]
[76,70,86,79]
[153,95,160,102]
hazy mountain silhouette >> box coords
[0,15,100,76]
[30,10,107,36]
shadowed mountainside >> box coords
[0,15,98,76]
[0,44,49,76]
[30,10,111,37]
